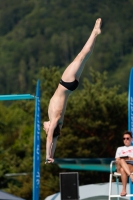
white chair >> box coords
[108,160,133,200]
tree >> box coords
[0,0,133,93]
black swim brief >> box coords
[59,79,79,91]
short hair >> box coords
[123,130,132,138]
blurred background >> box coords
[0,0,132,199]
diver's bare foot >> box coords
[93,18,102,36]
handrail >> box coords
[110,160,116,174]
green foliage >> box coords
[56,69,127,158]
[0,67,128,199]
[0,0,133,93]
[0,0,132,198]
[0,100,34,198]
[40,67,127,198]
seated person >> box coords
[115,130,133,196]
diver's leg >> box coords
[61,18,102,82]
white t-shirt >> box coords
[115,146,133,158]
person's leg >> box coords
[117,160,131,195]
[116,160,121,173]
[120,167,128,196]
[129,164,133,173]
[50,136,58,159]
[61,18,102,82]
[128,164,133,181]
[119,159,132,177]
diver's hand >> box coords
[45,158,54,164]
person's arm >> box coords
[46,120,58,163]
[50,124,62,160]
[50,136,58,159]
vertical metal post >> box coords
[128,68,133,200]
[33,80,41,200]
[116,177,119,200]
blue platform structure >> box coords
[128,67,133,200]
[54,158,115,172]
[0,80,41,200]
[0,94,35,100]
